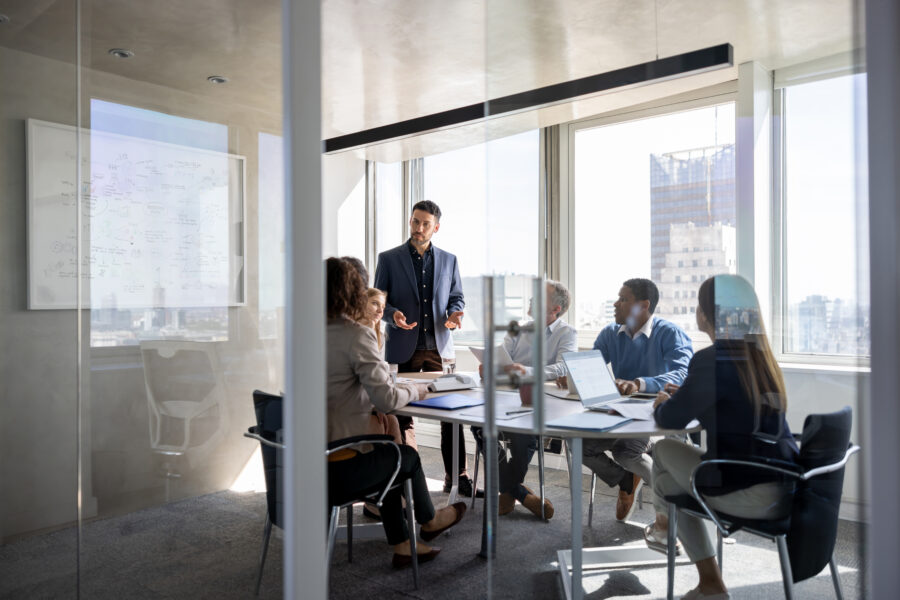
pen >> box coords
[505,409,534,415]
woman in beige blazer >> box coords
[326,258,465,568]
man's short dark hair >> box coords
[411,200,442,222]
[623,278,660,314]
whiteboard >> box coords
[27,119,246,310]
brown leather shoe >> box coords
[615,474,643,521]
[498,492,516,515]
[421,502,466,542]
[392,547,440,568]
[521,486,554,520]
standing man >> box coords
[580,278,693,521]
[374,200,481,497]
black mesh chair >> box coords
[243,390,284,596]
[244,390,420,594]
[663,407,859,600]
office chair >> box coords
[662,407,859,600]
[245,390,421,595]
[140,341,229,497]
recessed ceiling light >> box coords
[207,75,229,84]
[108,48,134,59]
[0,14,10,25]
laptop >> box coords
[561,350,634,410]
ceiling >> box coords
[0,0,861,160]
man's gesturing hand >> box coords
[445,311,464,329]
[393,311,417,330]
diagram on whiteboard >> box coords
[27,119,245,310]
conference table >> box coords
[393,372,700,600]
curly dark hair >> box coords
[326,257,367,321]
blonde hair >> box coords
[362,288,387,348]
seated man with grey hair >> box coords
[472,280,577,520]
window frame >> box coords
[561,86,738,349]
[771,61,870,368]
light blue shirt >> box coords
[503,317,578,380]
[592,316,693,393]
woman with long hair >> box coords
[326,257,465,567]
[648,274,799,600]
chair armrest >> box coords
[326,435,404,509]
[244,427,285,450]
[800,444,860,480]
[327,433,394,451]
[686,458,802,536]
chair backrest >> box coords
[140,340,229,459]
[252,389,284,527]
[787,406,853,582]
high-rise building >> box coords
[650,144,736,282]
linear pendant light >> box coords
[323,43,733,154]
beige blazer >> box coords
[327,316,418,446]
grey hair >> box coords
[547,279,570,316]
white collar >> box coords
[618,316,654,340]
[547,317,563,333]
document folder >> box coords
[408,393,485,411]
[546,411,632,431]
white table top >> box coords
[393,372,700,439]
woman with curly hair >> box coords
[325,257,465,567]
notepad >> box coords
[409,393,485,410]
[546,411,632,431]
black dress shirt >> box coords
[408,240,437,351]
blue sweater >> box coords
[592,317,693,393]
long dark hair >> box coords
[698,274,787,414]
[326,257,367,322]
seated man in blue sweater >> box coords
[581,278,693,521]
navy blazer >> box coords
[373,242,465,364]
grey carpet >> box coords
[0,447,864,599]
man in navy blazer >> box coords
[375,200,481,497]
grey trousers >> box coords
[582,437,653,487]
[651,438,794,562]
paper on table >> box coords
[546,411,632,431]
[603,398,655,420]
[460,406,534,421]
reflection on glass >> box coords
[574,104,736,345]
[423,130,540,345]
[336,175,366,261]
[259,132,285,340]
[88,100,238,346]
[783,74,869,357]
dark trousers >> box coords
[328,444,435,545]
[470,427,539,502]
[398,348,468,477]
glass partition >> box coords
[0,2,80,596]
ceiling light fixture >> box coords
[323,43,734,154]
[207,75,229,84]
[108,48,134,59]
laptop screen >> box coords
[561,350,621,406]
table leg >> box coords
[448,422,460,505]
[570,437,583,600]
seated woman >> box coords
[326,257,465,567]
[649,274,799,600]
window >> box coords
[423,130,540,345]
[375,162,403,259]
[780,73,869,357]
[571,102,736,343]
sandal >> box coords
[644,523,683,555]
